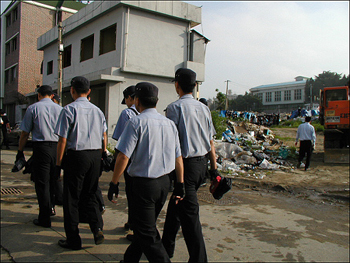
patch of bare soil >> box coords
[232,128,349,204]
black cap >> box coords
[36,85,53,95]
[121,85,136,104]
[199,98,208,106]
[53,93,60,103]
[173,68,196,87]
[71,76,90,93]
[135,82,158,98]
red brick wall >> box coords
[4,2,76,104]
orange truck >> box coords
[319,86,350,163]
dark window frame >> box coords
[81,34,94,62]
[47,60,53,75]
[63,45,72,68]
[99,24,116,55]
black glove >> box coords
[173,182,184,198]
[108,182,119,201]
[54,165,62,180]
[209,169,221,181]
[16,150,24,162]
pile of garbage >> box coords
[214,120,295,179]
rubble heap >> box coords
[214,120,295,180]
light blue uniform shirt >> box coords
[296,122,316,144]
[20,98,62,142]
[166,94,216,158]
[116,108,181,178]
[55,97,107,151]
[112,104,138,141]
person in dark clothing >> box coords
[55,76,107,250]
[162,68,218,262]
[295,116,316,171]
[108,82,183,263]
[17,86,63,227]
[1,109,10,149]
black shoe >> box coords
[126,234,134,242]
[50,207,56,216]
[93,229,104,245]
[33,219,51,228]
[58,239,82,250]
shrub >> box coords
[211,111,227,138]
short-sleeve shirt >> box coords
[55,97,107,151]
[296,122,316,144]
[112,104,138,141]
[116,108,181,178]
[20,98,62,142]
[165,94,216,158]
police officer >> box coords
[162,68,218,262]
[112,85,139,238]
[16,85,62,227]
[108,82,184,263]
[55,76,107,250]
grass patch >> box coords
[274,135,294,141]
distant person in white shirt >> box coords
[295,116,316,171]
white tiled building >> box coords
[250,76,308,113]
[35,1,208,143]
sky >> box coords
[2,1,349,99]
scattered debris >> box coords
[214,121,296,180]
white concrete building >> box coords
[36,1,208,143]
[250,76,308,113]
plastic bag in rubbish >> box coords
[235,155,257,165]
[221,159,239,172]
[259,159,279,170]
[215,142,243,159]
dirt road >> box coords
[230,127,349,204]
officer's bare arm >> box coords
[175,156,184,184]
[111,152,129,184]
[18,131,30,151]
[102,132,107,152]
[209,139,217,170]
[56,136,67,166]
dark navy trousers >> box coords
[63,149,103,247]
[162,156,208,263]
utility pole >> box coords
[310,83,313,110]
[57,21,63,106]
[224,80,231,111]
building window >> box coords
[6,13,11,27]
[5,70,9,84]
[12,7,18,22]
[294,89,301,100]
[81,34,94,61]
[63,45,72,68]
[284,90,291,101]
[11,37,17,52]
[265,92,272,102]
[257,93,263,101]
[47,60,53,75]
[5,43,11,55]
[99,24,116,55]
[10,66,17,81]
[275,91,281,101]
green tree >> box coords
[305,71,349,103]
[215,90,226,110]
[229,92,262,111]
